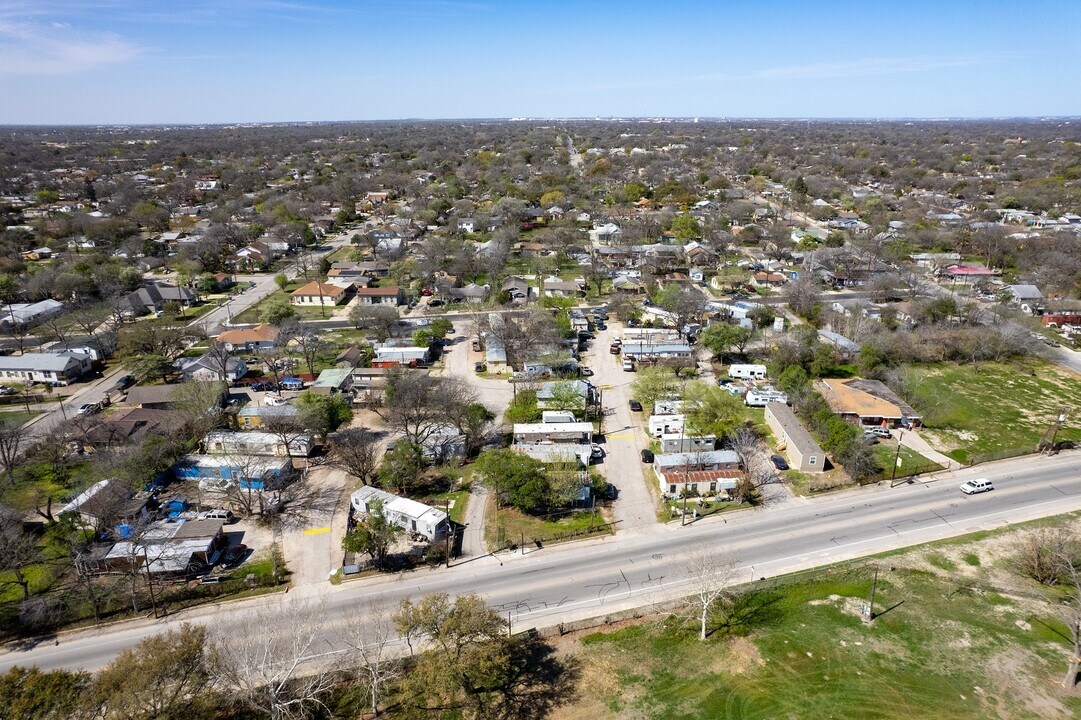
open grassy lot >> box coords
[551,515,1081,720]
[870,442,943,480]
[485,493,609,551]
[906,361,1081,464]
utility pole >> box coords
[444,498,451,568]
[680,423,689,526]
[889,430,904,486]
[144,554,160,619]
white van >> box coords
[622,358,635,372]
[960,478,993,495]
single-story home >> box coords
[765,402,825,473]
[203,430,313,458]
[0,299,64,331]
[216,324,279,352]
[513,422,594,445]
[178,354,247,383]
[350,485,448,541]
[58,479,151,530]
[542,277,583,297]
[175,454,292,491]
[120,283,196,317]
[814,378,922,428]
[236,404,299,429]
[290,281,347,306]
[514,443,593,468]
[354,286,403,306]
[660,434,716,455]
[102,518,226,576]
[654,449,741,498]
[620,341,693,360]
[311,367,353,394]
[0,352,92,385]
[372,345,430,368]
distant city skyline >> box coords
[1,0,1079,125]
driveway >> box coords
[588,322,659,533]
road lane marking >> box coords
[606,434,635,440]
[303,527,331,535]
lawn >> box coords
[870,442,943,481]
[552,516,1081,720]
[424,489,470,525]
[485,493,609,551]
[906,360,1081,464]
[232,281,341,324]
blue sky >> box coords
[1,0,1079,124]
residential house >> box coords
[512,422,594,445]
[752,271,786,288]
[501,276,530,303]
[542,277,583,298]
[612,275,645,294]
[941,265,998,285]
[765,402,825,473]
[0,299,64,331]
[1005,284,1044,314]
[124,383,226,410]
[536,380,596,410]
[350,485,448,542]
[311,367,353,394]
[350,367,388,403]
[120,283,197,317]
[216,324,279,352]
[656,273,692,290]
[654,450,741,498]
[372,342,431,368]
[290,281,347,307]
[515,443,593,468]
[451,283,490,303]
[620,341,692,361]
[58,479,151,530]
[236,404,299,429]
[660,434,716,454]
[178,353,247,383]
[354,286,403,306]
[203,430,313,458]
[0,352,91,385]
[175,454,292,491]
[102,518,227,576]
[815,378,922,428]
[589,223,622,244]
[457,218,476,234]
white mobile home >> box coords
[648,413,685,437]
[729,364,767,380]
[745,390,788,407]
[350,485,448,541]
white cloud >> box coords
[0,20,143,75]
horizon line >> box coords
[1,115,1080,130]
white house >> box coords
[203,430,314,458]
[0,352,92,385]
[350,485,448,541]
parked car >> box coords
[622,359,635,372]
[609,344,621,354]
[115,374,135,389]
[429,298,444,307]
[770,454,789,471]
[221,543,249,567]
[960,478,994,495]
[0,386,14,396]
[640,449,654,463]
[596,322,607,330]
[265,394,289,406]
[474,362,486,373]
[579,366,593,377]
[591,444,604,460]
[604,483,618,500]
[199,508,235,522]
[629,399,643,412]
[76,402,100,416]
[870,427,892,438]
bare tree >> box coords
[211,601,339,720]
[384,370,476,446]
[340,602,402,718]
[0,419,24,483]
[349,304,399,341]
[329,427,381,485]
[682,545,739,640]
[0,506,44,601]
[1058,551,1081,691]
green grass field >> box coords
[870,442,942,480]
[485,494,609,551]
[906,361,1081,464]
[553,517,1081,720]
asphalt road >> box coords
[5,449,1080,673]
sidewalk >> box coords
[897,428,959,470]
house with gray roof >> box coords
[765,402,825,473]
[0,352,91,385]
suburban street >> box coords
[5,448,1079,673]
